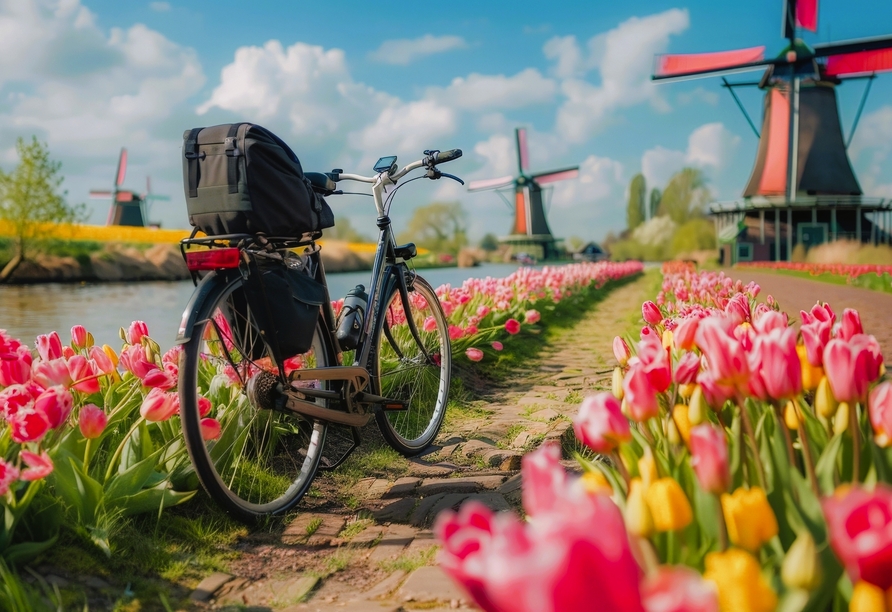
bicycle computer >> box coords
[373,156,397,173]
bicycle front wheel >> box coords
[374,274,451,455]
[178,273,330,521]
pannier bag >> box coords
[228,254,326,364]
[182,123,334,237]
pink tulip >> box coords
[465,348,484,362]
[642,301,663,325]
[491,341,503,351]
[637,333,672,393]
[140,388,178,422]
[752,310,787,335]
[823,335,880,403]
[200,417,222,440]
[0,384,33,420]
[870,382,892,446]
[67,355,100,394]
[421,316,437,333]
[70,325,88,349]
[127,320,149,345]
[724,294,750,325]
[695,317,749,388]
[801,302,835,326]
[79,404,108,439]
[623,363,660,421]
[613,336,632,366]
[504,319,521,335]
[673,318,699,351]
[800,320,831,367]
[749,327,801,401]
[7,406,50,443]
[697,371,736,410]
[31,357,72,389]
[573,393,631,453]
[524,309,541,325]
[198,396,213,417]
[0,345,32,386]
[89,346,116,375]
[19,450,53,482]
[33,385,73,429]
[674,352,700,385]
[448,325,464,341]
[142,367,177,390]
[823,485,892,590]
[119,345,159,380]
[0,459,20,495]
[162,345,183,367]
[521,444,567,518]
[689,425,730,494]
[839,308,864,341]
[641,565,718,612]
[36,332,63,361]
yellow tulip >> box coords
[781,532,822,591]
[580,470,612,496]
[816,376,839,418]
[849,581,887,612]
[703,548,777,612]
[612,366,624,400]
[834,402,850,434]
[784,400,800,430]
[667,418,682,446]
[797,345,824,392]
[721,487,778,552]
[645,477,692,532]
[638,451,657,489]
[625,478,654,538]
[102,344,119,368]
[689,385,709,425]
[678,382,696,399]
[672,404,693,446]
[662,329,673,349]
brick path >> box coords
[187,275,654,611]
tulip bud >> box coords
[580,470,612,495]
[784,401,800,430]
[70,325,88,350]
[638,450,658,489]
[797,345,823,392]
[849,581,887,612]
[833,402,850,434]
[612,367,624,400]
[661,329,673,349]
[613,336,631,367]
[672,404,693,446]
[119,327,128,342]
[689,386,708,425]
[721,487,778,552]
[781,532,821,591]
[646,478,693,532]
[625,478,654,537]
[102,344,119,368]
[621,398,631,419]
[666,418,682,446]
[78,404,108,439]
[816,376,839,418]
[642,301,662,326]
[678,383,695,399]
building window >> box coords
[737,242,753,262]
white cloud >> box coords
[149,2,171,11]
[353,99,457,163]
[677,86,719,106]
[430,69,556,111]
[369,34,467,65]
[849,106,892,196]
[642,122,739,190]
[543,35,585,79]
[551,9,690,143]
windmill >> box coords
[652,0,892,263]
[89,148,170,227]
[467,128,579,261]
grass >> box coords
[744,266,892,295]
[377,546,438,574]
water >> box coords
[0,262,528,349]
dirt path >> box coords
[186,273,655,611]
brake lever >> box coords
[439,172,464,185]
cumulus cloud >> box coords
[849,106,892,196]
[149,2,171,11]
[642,122,739,190]
[369,34,467,65]
[429,69,556,111]
[550,9,690,143]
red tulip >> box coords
[749,327,801,401]
[33,385,73,429]
[200,417,222,440]
[673,318,699,351]
[800,302,835,326]
[36,332,63,361]
[504,319,521,335]
[573,393,631,453]
[674,352,700,385]
[7,406,50,443]
[614,336,632,366]
[800,320,831,367]
[643,301,663,325]
[524,309,541,324]
[823,335,881,403]
[724,294,750,325]
[31,357,72,389]
[142,367,177,390]
[696,371,736,410]
[690,424,730,494]
[67,355,100,394]
[695,317,749,388]
[823,485,892,590]
[0,384,33,420]
[19,450,53,481]
[623,363,660,422]
[641,565,718,612]
[70,325,88,349]
[79,404,108,439]
[198,396,213,417]
[0,459,20,495]
[140,388,177,422]
[0,345,32,386]
[119,344,159,380]
[491,341,503,351]
[127,320,149,345]
[637,333,672,392]
[839,308,864,341]
[465,347,484,362]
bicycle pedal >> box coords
[382,401,409,411]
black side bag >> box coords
[182,123,334,237]
[234,256,325,364]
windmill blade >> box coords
[115,148,127,187]
[145,194,171,201]
[515,128,529,174]
[795,0,818,33]
[116,191,134,203]
[653,46,770,80]
[467,176,515,192]
[89,190,113,199]
[813,34,892,57]
[531,167,580,185]
[826,48,892,77]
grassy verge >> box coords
[736,266,892,294]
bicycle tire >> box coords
[179,272,330,521]
[374,274,451,455]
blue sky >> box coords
[2,0,892,243]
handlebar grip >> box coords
[430,149,462,164]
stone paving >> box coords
[187,275,652,611]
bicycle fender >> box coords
[175,271,227,345]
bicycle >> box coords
[175,148,464,521]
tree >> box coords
[479,233,499,251]
[0,137,85,281]
[398,201,468,255]
[658,168,710,225]
[626,174,646,231]
[649,188,662,221]
[325,215,372,243]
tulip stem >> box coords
[738,400,767,490]
[794,401,820,496]
[714,493,729,551]
[611,451,631,491]
[851,402,861,483]
[103,418,144,483]
[83,439,92,475]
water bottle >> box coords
[336,284,368,350]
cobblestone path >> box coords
[187,273,654,611]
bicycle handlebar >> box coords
[424,149,462,166]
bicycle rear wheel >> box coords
[374,274,451,455]
[178,273,330,521]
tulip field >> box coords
[436,261,892,611]
[737,260,892,280]
[0,259,642,586]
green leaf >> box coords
[1,534,59,566]
[104,452,163,504]
[114,487,196,517]
[815,434,843,496]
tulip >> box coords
[490,341,503,351]
[703,549,777,612]
[524,309,540,324]
[36,331,63,361]
[70,325,89,349]
[695,317,749,388]
[646,478,692,531]
[198,396,213,417]
[823,336,876,403]
[801,301,835,326]
[573,393,631,454]
[721,487,778,552]
[642,301,663,325]
[67,355,101,394]
[504,319,521,335]
[781,532,822,591]
[612,366,624,400]
[641,566,719,612]
[673,318,699,351]
[796,344,823,391]
[690,424,729,495]
[749,326,802,401]
[465,347,484,362]
[140,388,178,422]
[0,345,32,386]
[823,484,892,590]
[839,308,864,341]
[626,478,654,537]
[19,450,53,481]
[200,418,222,441]
[696,371,736,410]
[78,404,108,439]
[870,382,892,447]
[725,293,750,325]
[521,443,566,518]
[0,384,34,420]
[849,581,890,612]
[7,406,50,443]
[127,320,149,345]
[637,333,672,392]
[623,363,660,422]
[672,404,693,446]
[0,459,20,495]
[101,344,119,368]
[613,336,632,366]
[33,385,73,429]
[674,352,700,386]
[816,376,840,418]
[800,320,830,367]
[752,309,787,334]
[783,400,801,430]
[89,345,116,376]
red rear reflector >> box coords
[185,248,241,271]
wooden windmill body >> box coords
[653,0,892,263]
[467,128,579,261]
[89,148,170,227]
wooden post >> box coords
[760,210,765,244]
[832,208,837,242]
[787,208,793,261]
[857,206,862,243]
[775,209,781,261]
